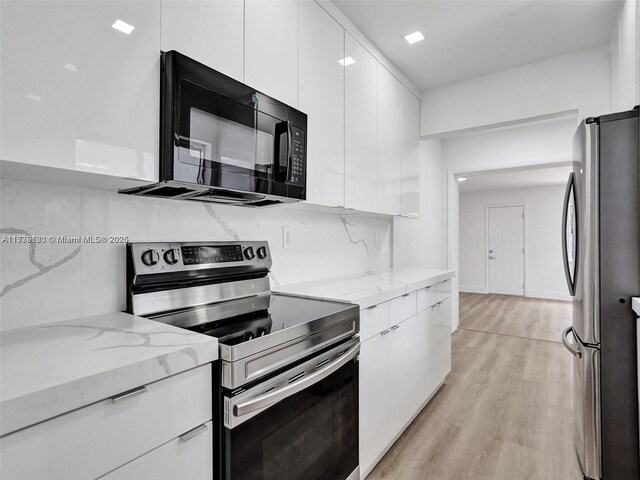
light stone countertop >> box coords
[274,267,455,309]
[0,312,218,436]
[633,297,640,316]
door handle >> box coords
[233,343,360,417]
[111,385,147,404]
[488,256,496,259]
[562,326,582,358]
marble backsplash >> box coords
[0,178,392,331]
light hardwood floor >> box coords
[459,293,572,343]
[367,294,581,480]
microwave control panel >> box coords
[289,125,305,186]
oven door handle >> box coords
[233,343,360,418]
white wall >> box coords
[421,44,610,136]
[442,114,578,174]
[393,138,456,329]
[610,0,640,111]
[394,138,446,269]
[0,178,392,331]
[459,185,569,300]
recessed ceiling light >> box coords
[112,19,135,35]
[26,94,42,101]
[404,31,424,45]
[63,63,77,72]
[338,56,356,67]
[457,177,468,182]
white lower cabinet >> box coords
[359,283,452,478]
[0,365,213,480]
[388,314,423,435]
[359,331,391,475]
[102,421,213,480]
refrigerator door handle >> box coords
[562,172,578,296]
[562,326,582,358]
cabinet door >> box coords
[360,301,389,342]
[388,315,422,435]
[359,332,391,476]
[161,0,243,82]
[401,87,420,217]
[432,298,453,385]
[344,33,377,212]
[245,0,297,106]
[298,0,345,207]
[102,422,213,480]
[376,64,403,215]
[0,1,160,181]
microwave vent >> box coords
[141,186,197,197]
[246,199,283,207]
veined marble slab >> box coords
[633,297,640,316]
[274,268,455,309]
[0,312,218,436]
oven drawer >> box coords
[102,421,213,480]
[389,291,417,325]
[0,365,212,480]
[360,301,390,341]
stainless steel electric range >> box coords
[126,241,360,480]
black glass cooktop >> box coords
[156,293,358,348]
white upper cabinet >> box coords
[161,0,244,82]
[298,0,345,207]
[245,0,298,106]
[0,0,161,181]
[401,88,420,217]
[376,64,403,215]
[344,34,377,213]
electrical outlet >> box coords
[283,226,293,249]
[374,230,382,247]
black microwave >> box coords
[121,51,307,207]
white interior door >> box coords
[488,206,524,295]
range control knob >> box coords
[256,246,268,259]
[141,249,159,266]
[163,248,179,265]
[244,247,256,260]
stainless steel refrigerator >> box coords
[562,106,640,480]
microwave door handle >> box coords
[233,343,360,418]
[273,121,290,181]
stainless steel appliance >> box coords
[120,51,307,207]
[126,241,360,480]
[562,106,640,479]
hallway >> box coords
[367,293,581,480]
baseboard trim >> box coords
[525,290,573,301]
[459,285,488,294]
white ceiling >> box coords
[333,0,623,90]
[457,165,572,192]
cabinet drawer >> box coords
[417,286,437,312]
[0,365,212,480]
[437,280,452,302]
[389,292,417,325]
[360,302,390,341]
[102,421,213,480]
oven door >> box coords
[222,338,360,480]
